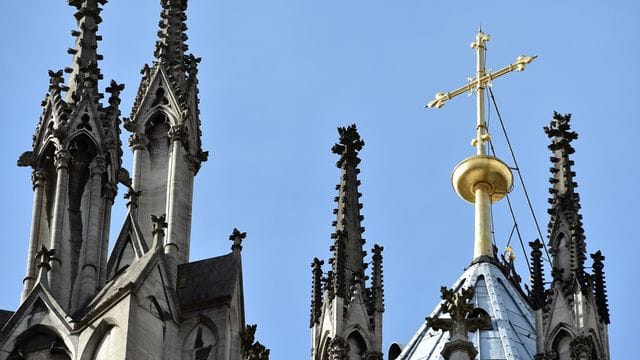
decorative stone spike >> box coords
[370,244,384,313]
[310,258,324,327]
[529,239,545,310]
[591,251,610,324]
[545,112,588,292]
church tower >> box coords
[529,113,610,359]
[310,125,385,360]
[0,1,252,359]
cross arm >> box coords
[425,55,537,109]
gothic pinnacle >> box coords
[154,0,189,82]
[545,112,587,285]
[65,0,107,103]
[328,124,367,300]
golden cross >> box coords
[426,30,536,156]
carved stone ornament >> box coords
[327,336,350,360]
[570,335,594,360]
[534,352,556,360]
[129,132,149,150]
[31,169,47,189]
[54,150,72,169]
[102,181,118,201]
[168,124,188,143]
[185,153,201,174]
[90,155,107,176]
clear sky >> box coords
[0,0,637,358]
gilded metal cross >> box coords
[426,30,536,156]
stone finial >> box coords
[229,228,246,252]
[427,285,491,360]
[328,124,367,301]
[529,239,546,311]
[370,244,384,313]
[36,245,56,287]
[591,251,610,324]
[151,214,167,249]
[124,187,142,208]
[310,258,324,327]
[105,80,125,107]
[65,0,107,102]
[154,0,190,81]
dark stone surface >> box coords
[0,310,14,330]
[177,253,240,311]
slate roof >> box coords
[398,261,536,360]
[177,253,240,311]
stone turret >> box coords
[533,112,610,359]
[16,0,123,313]
[124,0,208,282]
[311,124,384,360]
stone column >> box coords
[21,169,47,302]
[74,155,105,310]
[129,132,148,221]
[164,125,189,280]
[48,149,71,305]
[99,181,117,287]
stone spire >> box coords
[328,124,367,299]
[154,0,189,82]
[311,125,385,360]
[65,0,107,103]
[544,112,587,291]
[528,239,546,311]
[534,112,610,359]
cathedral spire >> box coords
[311,125,385,360]
[544,112,587,289]
[65,0,106,103]
[328,124,367,299]
[534,113,610,359]
[154,0,189,82]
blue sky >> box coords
[0,0,637,358]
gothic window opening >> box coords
[9,325,71,360]
[182,322,217,360]
[68,135,97,283]
[41,144,57,234]
[346,331,367,360]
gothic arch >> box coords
[181,317,219,360]
[346,330,368,360]
[10,324,72,360]
[79,319,118,360]
[547,325,574,360]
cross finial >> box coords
[426,31,535,261]
[229,228,247,252]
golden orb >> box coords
[451,155,513,204]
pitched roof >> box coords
[176,253,241,311]
[398,262,536,360]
